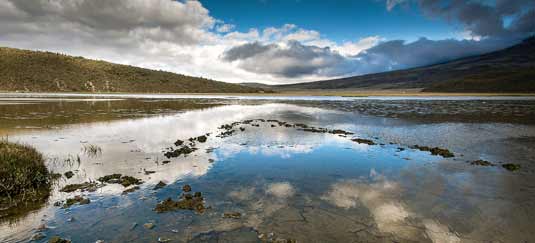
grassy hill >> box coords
[0,47,263,93]
[273,37,535,93]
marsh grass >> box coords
[0,139,50,211]
[82,144,102,157]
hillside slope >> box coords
[0,47,262,93]
[276,37,535,93]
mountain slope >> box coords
[0,47,262,93]
[276,37,535,93]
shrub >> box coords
[0,140,50,208]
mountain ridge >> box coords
[0,47,263,93]
[265,37,535,93]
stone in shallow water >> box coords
[143,223,155,230]
[64,171,74,179]
[48,236,71,243]
[502,163,520,171]
[222,212,241,219]
[470,160,494,166]
[153,181,167,190]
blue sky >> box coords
[1,0,532,84]
[202,0,459,43]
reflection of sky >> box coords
[2,100,534,243]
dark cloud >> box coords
[224,37,519,78]
[222,41,355,78]
[388,0,534,38]
[352,37,516,74]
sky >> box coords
[0,0,533,84]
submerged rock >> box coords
[471,160,494,166]
[122,186,141,195]
[154,196,205,213]
[182,184,192,192]
[143,223,155,230]
[411,145,454,158]
[64,171,74,179]
[222,212,241,219]
[60,182,100,193]
[154,186,205,213]
[97,174,143,187]
[158,237,171,243]
[197,135,207,143]
[48,236,71,243]
[164,146,197,158]
[502,163,521,171]
[62,195,90,208]
[31,233,46,241]
[351,138,376,145]
[154,181,167,190]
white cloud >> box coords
[0,0,524,85]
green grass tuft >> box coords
[0,139,50,209]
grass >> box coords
[0,46,264,93]
[82,144,102,157]
[0,139,50,209]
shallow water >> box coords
[1,95,534,242]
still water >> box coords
[1,95,535,242]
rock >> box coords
[122,186,141,195]
[471,160,494,166]
[64,171,74,179]
[502,163,521,171]
[164,146,197,158]
[162,160,170,164]
[143,223,155,230]
[182,184,192,192]
[351,138,376,145]
[31,233,46,241]
[63,195,90,208]
[60,182,100,192]
[36,223,47,231]
[144,170,156,175]
[154,191,205,213]
[208,159,214,163]
[222,212,241,219]
[158,237,171,242]
[95,240,104,243]
[411,145,454,158]
[154,181,167,190]
[98,174,143,187]
[48,236,71,243]
[174,140,184,146]
[197,135,207,143]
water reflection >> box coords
[0,100,534,243]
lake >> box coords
[1,93,535,242]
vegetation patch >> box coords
[470,160,494,166]
[60,182,101,193]
[502,163,521,171]
[154,185,206,213]
[0,140,51,212]
[97,174,143,187]
[411,145,454,158]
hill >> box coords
[0,47,262,93]
[274,37,535,93]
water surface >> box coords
[1,95,534,242]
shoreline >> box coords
[1,90,535,97]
